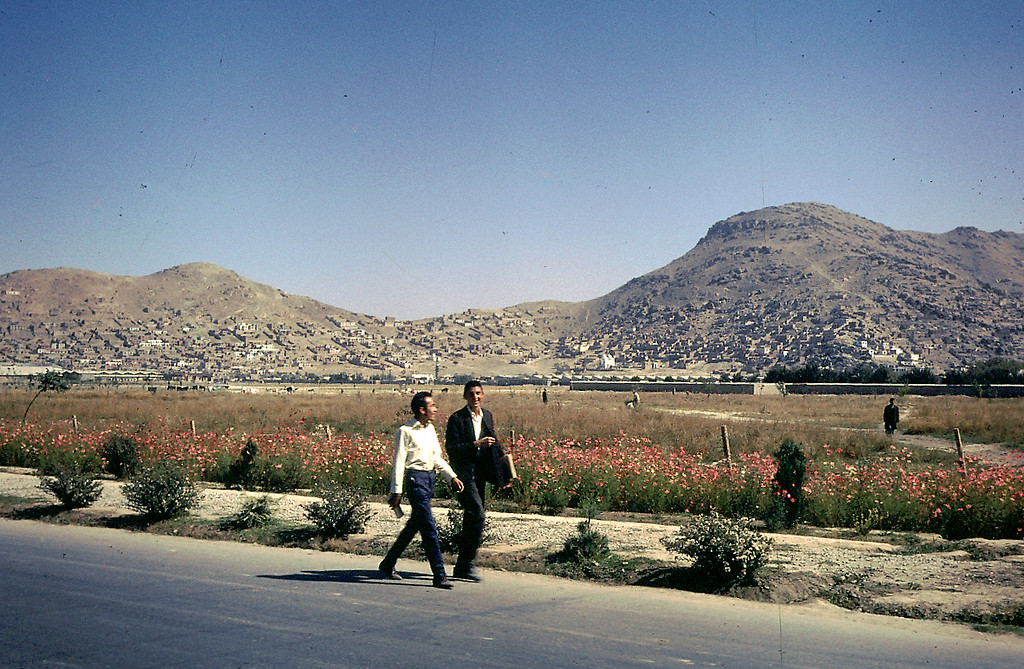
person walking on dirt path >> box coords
[883,397,900,436]
[445,380,511,582]
[379,391,464,589]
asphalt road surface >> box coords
[3,519,1022,668]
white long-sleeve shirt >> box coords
[389,419,457,494]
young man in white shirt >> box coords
[379,391,464,589]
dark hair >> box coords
[463,380,482,395]
[411,391,432,416]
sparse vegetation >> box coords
[222,494,276,530]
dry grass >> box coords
[3,386,1022,458]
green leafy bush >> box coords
[767,439,806,530]
[436,509,493,553]
[37,465,103,508]
[302,483,370,539]
[536,487,569,516]
[223,439,258,489]
[251,454,312,493]
[122,462,201,520]
[548,495,610,564]
[223,494,276,529]
[101,435,141,479]
[662,512,773,587]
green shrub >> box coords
[548,495,610,564]
[537,487,569,516]
[436,509,493,553]
[662,512,773,587]
[557,521,611,563]
[302,483,370,539]
[223,494,276,529]
[251,453,312,493]
[767,439,806,530]
[122,462,201,520]
[223,439,258,489]
[37,465,103,508]
[101,435,141,479]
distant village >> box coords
[1,292,936,386]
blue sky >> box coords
[2,1,1021,319]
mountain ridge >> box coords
[3,203,1022,379]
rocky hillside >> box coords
[570,202,1024,372]
[2,203,1022,379]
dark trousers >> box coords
[456,473,486,571]
[381,470,446,578]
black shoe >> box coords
[432,576,454,590]
[452,567,481,582]
[378,562,402,580]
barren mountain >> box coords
[569,202,1024,372]
[2,203,1022,379]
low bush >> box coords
[101,435,140,479]
[37,465,103,508]
[536,487,569,516]
[302,483,370,539]
[548,496,610,565]
[436,508,492,553]
[250,454,312,493]
[662,512,773,588]
[122,462,201,521]
[222,494,276,529]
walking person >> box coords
[883,397,900,436]
[445,380,511,582]
[379,391,464,589]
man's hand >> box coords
[475,436,496,448]
[451,476,465,493]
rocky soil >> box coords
[3,467,1022,630]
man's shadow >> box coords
[258,569,434,586]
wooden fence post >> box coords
[72,415,79,432]
[954,427,966,476]
[190,420,196,437]
[721,425,732,467]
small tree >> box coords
[22,370,73,423]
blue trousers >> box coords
[381,470,446,578]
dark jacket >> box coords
[445,406,510,488]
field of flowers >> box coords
[2,388,1022,540]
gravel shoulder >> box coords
[4,467,1023,629]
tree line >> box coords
[762,358,1024,386]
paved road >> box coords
[3,519,1022,669]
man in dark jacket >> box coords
[445,380,510,581]
[883,397,900,436]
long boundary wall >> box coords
[568,380,1024,398]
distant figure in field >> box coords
[542,388,548,404]
[626,390,639,409]
[883,397,900,436]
